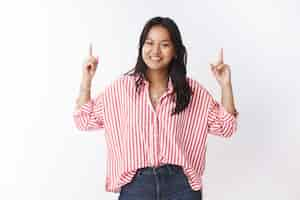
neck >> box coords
[146,69,169,89]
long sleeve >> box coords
[207,96,238,138]
[73,92,105,131]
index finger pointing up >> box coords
[89,43,93,56]
[218,47,224,64]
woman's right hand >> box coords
[82,43,99,82]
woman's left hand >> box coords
[210,48,232,87]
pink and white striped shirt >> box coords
[73,74,238,193]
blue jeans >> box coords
[118,164,202,200]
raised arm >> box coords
[73,43,104,131]
[208,48,238,137]
[210,48,238,117]
[75,43,99,110]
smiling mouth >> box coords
[150,56,161,61]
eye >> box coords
[145,41,153,45]
[161,43,170,47]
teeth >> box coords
[150,56,161,61]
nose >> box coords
[151,44,161,55]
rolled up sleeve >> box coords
[73,92,105,131]
[207,97,238,138]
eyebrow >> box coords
[145,38,171,42]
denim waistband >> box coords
[136,164,183,176]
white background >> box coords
[0,0,299,199]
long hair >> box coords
[125,16,192,115]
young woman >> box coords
[74,16,238,200]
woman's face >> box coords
[142,25,176,71]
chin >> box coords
[146,64,168,71]
[145,60,169,70]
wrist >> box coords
[81,75,92,84]
[80,79,92,88]
[79,82,92,94]
[221,82,232,90]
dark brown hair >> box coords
[125,16,192,115]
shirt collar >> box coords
[140,75,174,94]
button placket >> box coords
[144,82,168,167]
[149,113,157,166]
[152,116,157,166]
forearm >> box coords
[221,82,238,116]
[75,79,92,111]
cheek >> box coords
[142,46,148,56]
[163,49,175,58]
[142,48,146,59]
[141,48,149,62]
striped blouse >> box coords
[73,74,238,193]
